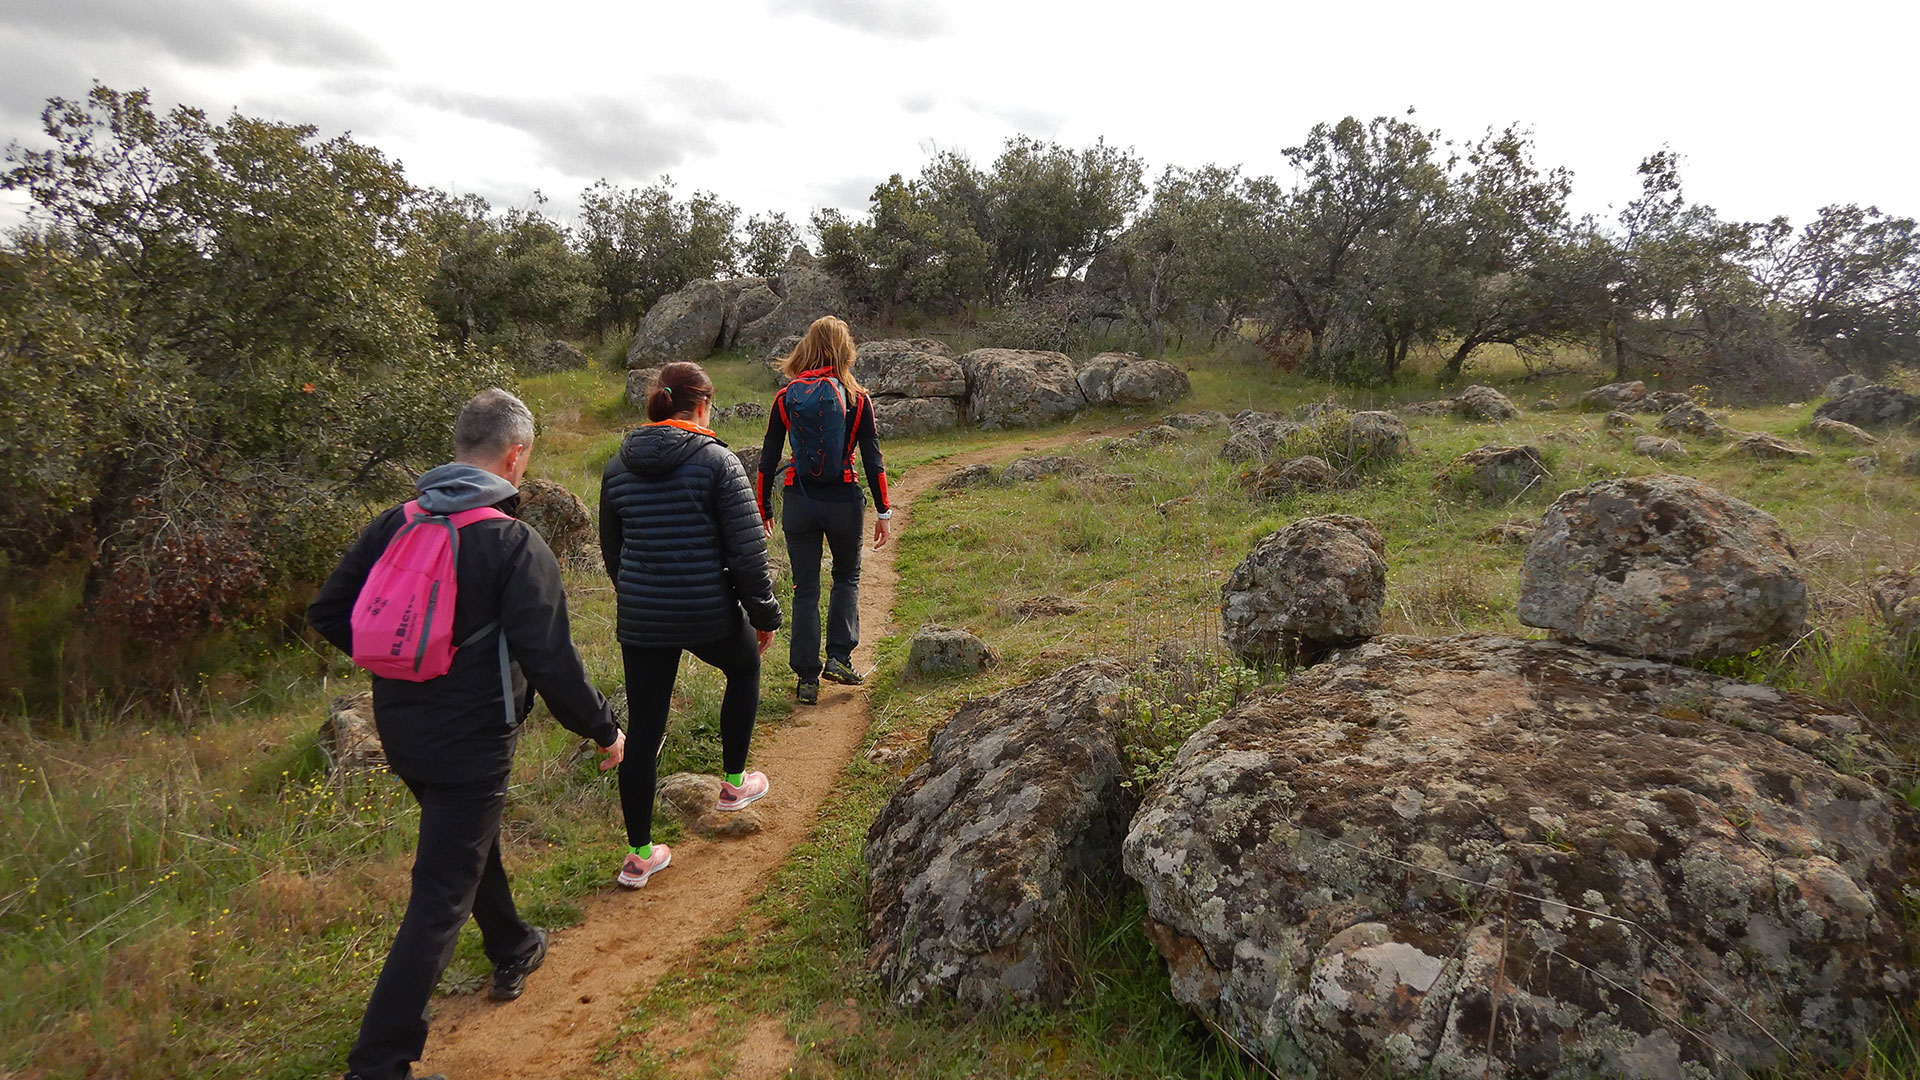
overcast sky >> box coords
[2,0,1915,237]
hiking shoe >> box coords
[489,927,548,1001]
[822,657,864,685]
[717,771,769,812]
[616,845,672,889]
[796,679,820,705]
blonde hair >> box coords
[781,316,863,394]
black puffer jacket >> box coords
[600,422,781,647]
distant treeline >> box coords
[1,86,1916,697]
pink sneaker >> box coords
[616,845,671,889]
[716,772,769,811]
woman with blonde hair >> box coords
[754,316,892,704]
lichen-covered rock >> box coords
[872,396,963,439]
[735,264,849,352]
[1602,410,1639,431]
[1810,417,1879,446]
[1813,384,1920,430]
[1867,569,1920,642]
[866,661,1132,1009]
[1397,399,1456,417]
[1657,403,1727,440]
[1518,474,1808,662]
[655,772,763,838]
[1632,434,1687,460]
[1013,595,1086,618]
[1532,398,1560,411]
[734,445,765,479]
[1219,418,1298,463]
[937,463,995,490]
[1630,389,1696,414]
[318,691,384,773]
[1452,384,1520,421]
[1124,633,1919,1080]
[1103,425,1182,455]
[1318,411,1412,473]
[1221,515,1386,666]
[1163,411,1230,430]
[762,334,802,386]
[1578,380,1647,410]
[1001,455,1094,483]
[522,338,588,373]
[857,341,967,399]
[1076,352,1191,407]
[1443,445,1549,499]
[1474,520,1536,545]
[1824,373,1872,400]
[1729,432,1815,461]
[517,477,596,568]
[958,348,1085,429]
[626,279,728,367]
[719,282,780,349]
[1243,455,1338,499]
[903,624,999,679]
[623,366,662,409]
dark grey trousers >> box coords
[781,489,863,680]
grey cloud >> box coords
[0,31,89,131]
[817,173,879,210]
[0,0,385,67]
[781,0,947,40]
[966,98,1063,137]
[420,90,710,179]
[652,76,774,126]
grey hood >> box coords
[414,462,521,514]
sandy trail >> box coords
[418,428,1116,1080]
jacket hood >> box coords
[620,423,724,476]
[414,463,521,513]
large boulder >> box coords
[517,478,596,568]
[1242,455,1338,499]
[1518,474,1808,662]
[762,334,802,385]
[1314,410,1412,474]
[1452,384,1520,422]
[1442,445,1549,499]
[1813,384,1920,430]
[872,396,963,439]
[623,366,662,409]
[1221,515,1386,667]
[1578,380,1647,410]
[626,279,728,367]
[521,339,588,373]
[1824,373,1872,399]
[958,349,1086,428]
[1124,632,1919,1080]
[719,281,780,349]
[865,661,1133,1009]
[1220,417,1299,464]
[735,263,850,352]
[857,344,967,400]
[1075,352,1191,408]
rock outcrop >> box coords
[625,253,849,367]
[733,262,849,352]
[1242,455,1338,498]
[1001,455,1094,484]
[624,366,661,409]
[903,625,999,679]
[1809,417,1878,446]
[1313,410,1413,474]
[872,397,964,438]
[521,339,588,373]
[1075,352,1191,408]
[625,279,732,368]
[517,478,595,568]
[1443,445,1549,499]
[1578,380,1648,410]
[1728,432,1815,461]
[959,349,1086,429]
[1452,384,1520,421]
[1221,515,1386,666]
[866,661,1132,1008]
[1657,403,1727,440]
[1124,632,1919,1080]
[1814,384,1920,430]
[857,339,966,399]
[1518,474,1808,662]
[1824,373,1871,399]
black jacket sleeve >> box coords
[756,392,787,521]
[853,392,891,513]
[713,447,783,632]
[599,456,624,585]
[306,506,404,655]
[497,523,620,747]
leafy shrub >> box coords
[1117,655,1263,792]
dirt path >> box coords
[418,427,1120,1080]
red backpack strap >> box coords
[842,392,865,482]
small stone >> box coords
[1633,434,1688,460]
[904,625,999,679]
[1222,515,1386,667]
[1242,455,1337,498]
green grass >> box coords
[3,341,1917,1078]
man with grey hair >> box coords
[309,387,626,1080]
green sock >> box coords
[630,844,652,860]
[725,771,745,787]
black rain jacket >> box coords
[308,463,619,785]
[599,421,782,647]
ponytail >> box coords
[646,362,715,422]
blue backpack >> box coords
[781,369,864,487]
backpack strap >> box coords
[436,502,515,727]
[842,392,865,483]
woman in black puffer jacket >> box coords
[598,361,781,889]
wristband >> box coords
[876,510,893,520]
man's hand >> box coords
[873,516,892,549]
[597,730,627,771]
[756,628,775,656]
[763,517,775,538]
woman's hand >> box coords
[597,730,627,771]
[763,517,775,538]
[873,517,891,549]
[756,628,775,656]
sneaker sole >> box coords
[820,667,863,685]
[717,786,769,812]
[616,850,671,889]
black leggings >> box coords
[618,619,760,848]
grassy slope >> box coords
[2,347,1916,1078]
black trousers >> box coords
[346,775,540,1080]
[618,619,761,848]
[781,490,864,680]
